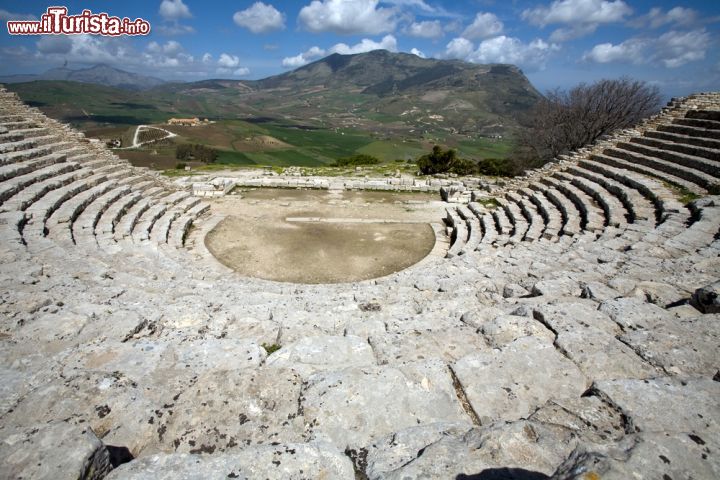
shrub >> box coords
[333,154,380,167]
[417,146,478,176]
[417,145,456,175]
[176,143,219,163]
[515,77,661,172]
[450,158,479,176]
[175,162,187,170]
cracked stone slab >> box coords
[366,420,577,479]
[369,327,488,365]
[452,336,588,424]
[106,443,355,479]
[553,432,720,480]
[592,377,720,435]
[480,314,555,347]
[534,301,621,336]
[554,330,658,381]
[619,314,720,376]
[264,335,375,377]
[144,367,306,454]
[598,297,674,330]
[301,360,467,450]
[0,421,111,480]
[529,395,626,443]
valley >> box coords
[4,50,535,171]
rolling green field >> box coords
[7,80,517,170]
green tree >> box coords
[417,146,457,175]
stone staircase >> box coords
[0,86,719,480]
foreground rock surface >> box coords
[0,89,719,478]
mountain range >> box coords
[3,50,542,137]
[0,64,165,90]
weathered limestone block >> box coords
[552,433,720,480]
[0,421,111,480]
[503,283,531,298]
[301,361,468,450]
[529,395,626,443]
[580,281,620,301]
[366,420,577,480]
[534,301,622,336]
[598,297,674,330]
[531,276,582,297]
[691,280,720,313]
[343,319,386,339]
[452,336,588,424]
[592,377,720,434]
[480,314,555,347]
[264,335,375,377]
[145,367,306,454]
[369,327,488,365]
[106,443,354,479]
[619,314,720,376]
[554,330,657,381]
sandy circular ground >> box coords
[205,188,445,283]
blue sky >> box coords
[1,0,718,97]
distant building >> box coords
[167,117,201,126]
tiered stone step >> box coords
[600,143,719,193]
[508,192,543,242]
[73,185,133,249]
[518,188,563,240]
[575,160,657,227]
[22,171,109,244]
[455,205,480,254]
[167,201,211,247]
[542,176,604,232]
[497,196,528,245]
[528,182,582,236]
[554,171,626,228]
[445,207,467,257]
[132,191,190,242]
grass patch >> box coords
[475,197,499,208]
[261,343,281,355]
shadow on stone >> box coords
[457,468,550,480]
[107,445,134,468]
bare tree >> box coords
[515,77,662,170]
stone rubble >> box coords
[0,87,718,479]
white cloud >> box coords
[159,0,192,21]
[523,0,631,41]
[444,37,474,59]
[36,36,73,55]
[282,46,326,68]
[631,7,699,29]
[548,24,597,42]
[582,39,647,64]
[655,29,711,68]
[0,9,37,21]
[202,53,213,64]
[233,2,285,34]
[410,47,426,58]
[445,36,558,71]
[298,0,397,35]
[523,0,631,26]
[329,34,398,54]
[406,20,443,39]
[582,28,710,68]
[233,67,251,76]
[462,12,503,39]
[218,53,241,68]
[384,0,435,13]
